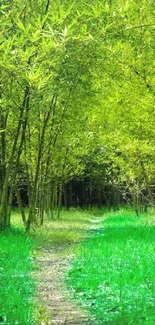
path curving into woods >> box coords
[35,219,103,325]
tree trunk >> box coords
[56,179,63,220]
[0,86,30,229]
[15,187,26,226]
[26,93,57,230]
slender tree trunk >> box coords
[15,187,26,226]
[7,184,15,227]
[0,79,8,226]
[26,93,57,231]
[56,179,63,220]
[140,161,155,209]
[0,86,30,229]
[63,184,67,208]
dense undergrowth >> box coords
[0,228,35,325]
[67,209,155,325]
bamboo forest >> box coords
[1,1,155,324]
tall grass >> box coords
[67,209,155,324]
[0,228,35,325]
[0,207,103,324]
[33,207,101,250]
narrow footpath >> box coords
[35,218,103,325]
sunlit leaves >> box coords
[1,0,155,225]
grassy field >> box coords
[11,207,101,249]
[0,228,35,325]
[1,207,101,325]
[67,209,155,324]
[3,207,155,324]
[31,207,102,251]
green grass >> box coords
[0,207,104,325]
[67,209,155,324]
[0,228,35,325]
[32,208,101,251]
[5,207,102,325]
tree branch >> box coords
[125,24,155,31]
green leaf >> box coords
[14,19,25,31]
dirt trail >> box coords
[35,218,102,325]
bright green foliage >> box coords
[0,230,35,325]
[67,210,155,324]
[1,0,155,227]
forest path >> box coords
[35,217,103,325]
